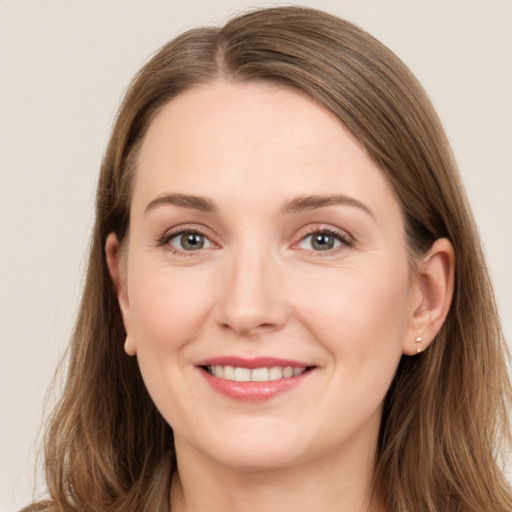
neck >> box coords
[170,432,385,512]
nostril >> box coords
[220,321,282,336]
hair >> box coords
[28,6,511,512]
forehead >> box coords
[138,81,361,167]
[132,81,401,225]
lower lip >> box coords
[199,368,311,401]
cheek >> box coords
[127,260,216,353]
[125,260,217,428]
[294,263,411,424]
[294,260,411,362]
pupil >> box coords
[182,233,204,250]
[312,233,334,250]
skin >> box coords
[106,81,454,512]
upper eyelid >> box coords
[158,224,218,247]
[293,224,353,243]
[161,223,215,238]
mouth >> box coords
[196,357,315,401]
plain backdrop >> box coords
[1,0,511,510]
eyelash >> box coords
[296,226,352,253]
[158,226,214,256]
[158,225,352,256]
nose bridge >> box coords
[215,237,287,335]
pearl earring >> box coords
[415,336,423,354]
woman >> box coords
[27,6,512,512]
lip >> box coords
[196,356,310,369]
[196,356,315,402]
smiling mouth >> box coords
[203,365,313,382]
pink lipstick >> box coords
[196,356,314,401]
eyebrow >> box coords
[145,193,217,214]
[281,194,374,217]
[144,192,374,217]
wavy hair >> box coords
[29,6,511,512]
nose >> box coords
[214,246,289,337]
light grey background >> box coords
[1,0,511,510]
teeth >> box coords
[251,367,269,381]
[208,365,307,382]
[223,365,234,380]
[234,367,251,382]
[282,367,293,378]
[268,367,283,380]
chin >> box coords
[177,421,314,473]
[205,441,308,473]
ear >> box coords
[402,238,455,356]
[105,233,136,356]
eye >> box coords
[167,231,213,251]
[297,230,346,251]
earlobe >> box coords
[402,237,455,356]
[105,233,136,356]
[123,336,137,356]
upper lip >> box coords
[196,356,313,369]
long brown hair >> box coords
[30,6,511,511]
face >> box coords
[111,82,424,473]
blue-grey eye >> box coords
[169,232,212,251]
[299,232,343,251]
